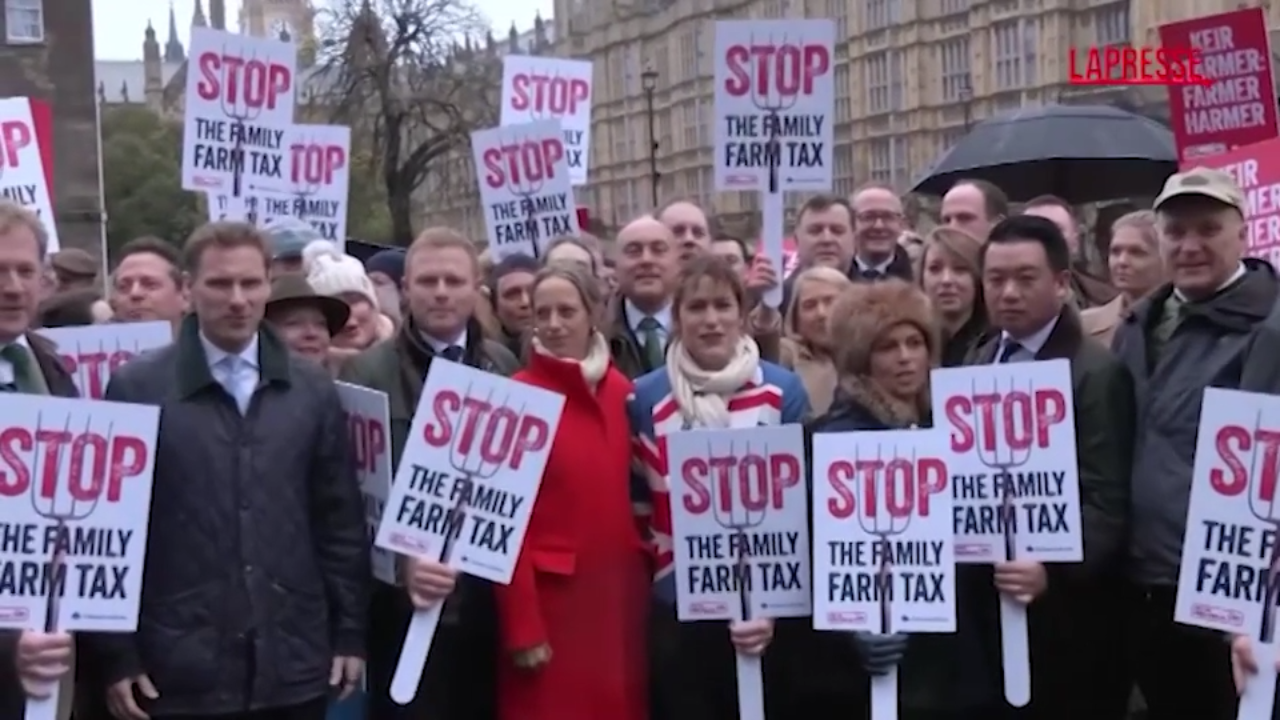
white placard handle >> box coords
[389,603,444,705]
[24,685,59,720]
[999,595,1031,707]
[1238,640,1278,720]
[870,669,898,720]
[734,650,765,720]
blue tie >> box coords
[998,340,1023,364]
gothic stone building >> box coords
[0,0,102,258]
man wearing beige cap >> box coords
[1113,166,1280,720]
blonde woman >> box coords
[918,227,990,366]
[778,266,851,414]
[1082,211,1165,347]
[500,263,649,720]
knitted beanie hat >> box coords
[302,240,379,309]
[262,217,321,260]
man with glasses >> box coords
[849,183,914,282]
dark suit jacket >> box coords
[1,332,78,717]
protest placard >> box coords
[1186,137,1280,268]
[39,322,173,399]
[666,425,810,622]
[500,55,593,186]
[1175,387,1280,720]
[181,27,298,201]
[471,119,579,260]
[1160,7,1277,163]
[665,424,806,720]
[0,97,58,251]
[811,428,956,632]
[0,394,160,634]
[930,360,1082,564]
[930,359,1080,708]
[374,360,565,704]
[713,20,834,194]
[337,382,394,585]
[811,426,955,720]
[210,123,350,244]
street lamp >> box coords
[959,76,973,132]
[641,68,660,208]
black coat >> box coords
[0,332,80,719]
[82,316,369,716]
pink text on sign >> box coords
[509,74,589,115]
[0,426,149,503]
[0,120,30,170]
[680,451,801,515]
[421,390,550,471]
[483,138,565,189]
[1210,422,1280,503]
[195,52,292,111]
[290,143,346,186]
[59,350,137,400]
[723,43,831,98]
[347,411,386,476]
[826,456,947,520]
[944,388,1067,454]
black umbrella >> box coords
[911,104,1177,203]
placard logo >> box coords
[1068,46,1210,86]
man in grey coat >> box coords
[1114,168,1280,720]
[88,221,369,720]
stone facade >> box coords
[0,0,102,259]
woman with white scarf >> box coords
[495,263,651,720]
[629,254,811,720]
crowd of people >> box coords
[0,165,1277,720]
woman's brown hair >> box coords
[672,253,747,322]
[531,262,605,323]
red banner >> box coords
[1190,136,1280,266]
[1159,8,1279,163]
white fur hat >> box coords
[302,240,379,309]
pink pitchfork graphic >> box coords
[389,384,510,705]
[857,444,912,637]
[25,413,106,720]
[969,377,1033,707]
[218,44,265,219]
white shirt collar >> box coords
[201,332,260,371]
[624,299,672,335]
[0,334,30,384]
[1002,313,1060,356]
[1174,263,1246,303]
[423,328,467,354]
[855,256,893,274]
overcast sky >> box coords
[92,0,553,59]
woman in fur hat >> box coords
[778,278,1005,720]
[918,227,992,366]
[628,254,810,720]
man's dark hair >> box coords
[712,232,752,263]
[983,215,1071,273]
[952,178,1010,219]
[796,194,852,224]
[38,288,100,328]
[115,236,183,285]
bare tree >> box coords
[314,0,496,243]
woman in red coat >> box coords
[498,262,650,720]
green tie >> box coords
[638,316,664,369]
[1148,293,1185,367]
[1,343,44,394]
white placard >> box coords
[0,97,58,251]
[471,120,579,261]
[336,382,395,585]
[38,322,173,400]
[500,55,593,186]
[930,360,1084,564]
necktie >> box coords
[1,343,41,394]
[997,340,1024,364]
[218,356,252,415]
[861,268,882,281]
[637,317,664,369]
[440,345,465,362]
